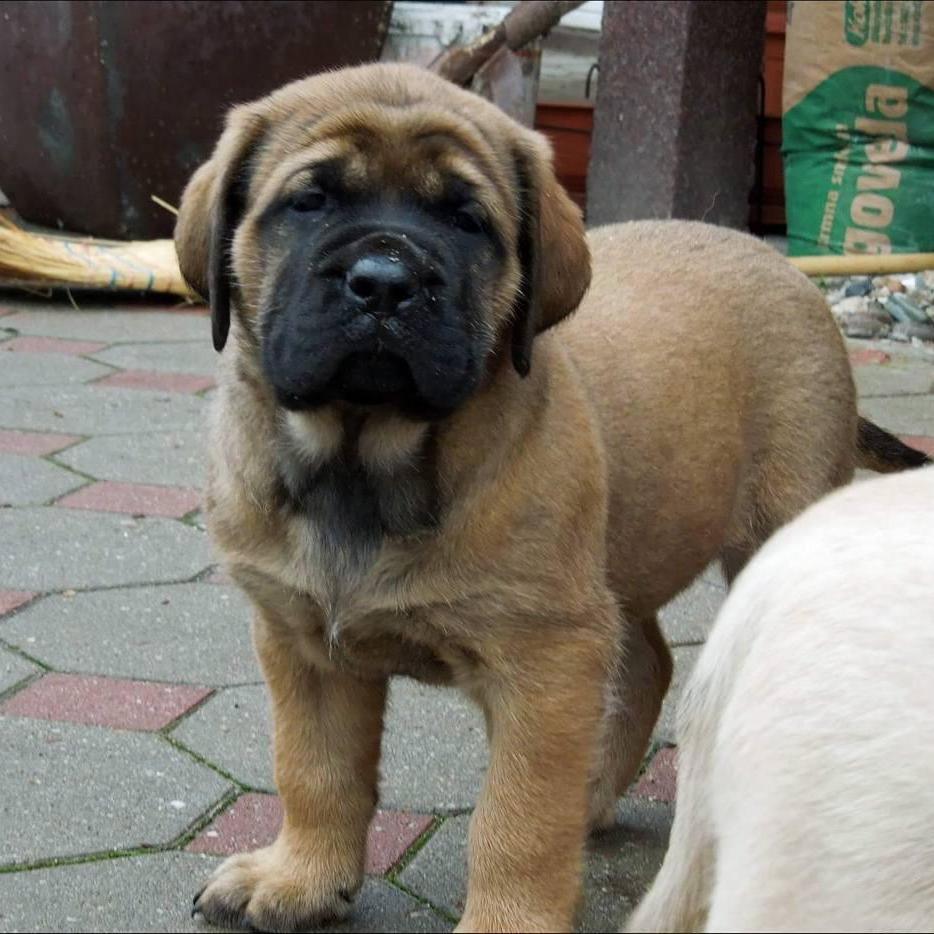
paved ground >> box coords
[1,294,932,933]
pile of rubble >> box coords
[817,271,934,343]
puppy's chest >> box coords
[276,429,440,610]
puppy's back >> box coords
[554,219,857,613]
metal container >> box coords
[0,1,391,239]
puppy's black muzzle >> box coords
[262,222,477,419]
[318,230,442,323]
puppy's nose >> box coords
[346,254,418,311]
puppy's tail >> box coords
[857,417,931,473]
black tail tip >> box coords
[858,418,932,472]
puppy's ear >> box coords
[174,106,266,352]
[510,135,591,376]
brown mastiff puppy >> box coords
[175,63,928,933]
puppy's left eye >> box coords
[451,204,486,235]
[289,187,327,213]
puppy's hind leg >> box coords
[589,615,672,830]
[721,413,856,587]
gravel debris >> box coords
[817,271,934,343]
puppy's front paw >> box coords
[191,842,360,933]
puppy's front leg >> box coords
[193,613,387,934]
[459,628,610,933]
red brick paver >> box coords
[56,481,201,518]
[0,430,81,456]
[902,435,934,458]
[849,349,891,366]
[631,746,678,803]
[367,810,435,874]
[0,591,36,618]
[1,336,108,355]
[187,794,432,873]
[95,370,215,394]
[0,673,212,730]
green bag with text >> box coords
[783,0,934,256]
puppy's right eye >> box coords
[289,187,326,213]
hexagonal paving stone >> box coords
[0,852,222,933]
[582,798,673,932]
[0,646,40,695]
[0,351,113,387]
[0,384,207,435]
[90,341,219,376]
[0,508,213,591]
[658,578,726,647]
[171,685,273,790]
[399,798,671,931]
[2,584,258,685]
[852,359,934,398]
[381,679,488,812]
[860,394,934,435]
[0,454,86,506]
[173,677,489,810]
[655,644,702,744]
[0,852,450,933]
[0,718,230,864]
[56,430,206,488]
[0,308,209,342]
[397,814,469,920]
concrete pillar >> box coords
[586,0,766,230]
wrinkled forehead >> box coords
[249,99,520,226]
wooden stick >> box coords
[431,0,585,86]
[789,252,934,277]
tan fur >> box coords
[178,63,865,932]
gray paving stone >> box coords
[0,309,208,342]
[0,508,213,591]
[0,646,40,695]
[172,685,273,790]
[846,336,934,367]
[400,798,671,931]
[0,854,449,934]
[582,798,672,932]
[55,430,206,489]
[381,678,487,812]
[0,852,221,933]
[0,384,207,435]
[90,341,219,376]
[398,814,469,919]
[320,880,451,933]
[3,584,259,686]
[853,359,934,398]
[658,578,725,646]
[0,351,113,387]
[0,453,87,506]
[0,718,230,864]
[699,561,726,588]
[655,644,702,744]
[859,394,934,435]
[173,677,489,808]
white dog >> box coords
[627,467,934,934]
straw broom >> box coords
[1,203,931,301]
[0,212,196,299]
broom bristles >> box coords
[0,221,195,298]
